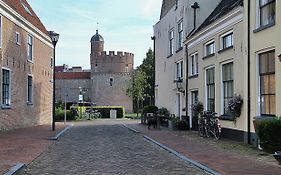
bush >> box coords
[157,107,170,117]
[92,106,125,118]
[55,108,76,121]
[256,118,281,153]
[142,105,158,115]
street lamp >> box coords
[49,31,59,131]
[176,78,185,93]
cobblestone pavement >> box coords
[18,121,206,175]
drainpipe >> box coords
[247,0,251,144]
[186,2,199,129]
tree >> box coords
[138,48,155,105]
[126,69,149,116]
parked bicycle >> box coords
[198,110,221,140]
[83,109,102,120]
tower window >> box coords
[109,78,114,86]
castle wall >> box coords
[55,78,92,103]
[91,73,133,113]
[91,51,134,73]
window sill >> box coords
[253,22,275,33]
[219,114,235,121]
[1,105,11,109]
[202,53,215,60]
[167,54,173,58]
[27,59,34,64]
[27,102,33,106]
[176,47,183,53]
[188,74,198,79]
[218,45,233,54]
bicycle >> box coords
[83,109,102,120]
[198,111,221,140]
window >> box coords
[259,0,276,27]
[191,91,199,117]
[2,68,11,106]
[27,34,33,61]
[168,29,174,56]
[109,77,114,86]
[125,64,129,72]
[0,15,2,48]
[259,50,275,116]
[27,75,33,103]
[222,62,234,113]
[205,41,215,56]
[20,0,33,16]
[178,20,183,49]
[190,53,198,76]
[176,60,183,79]
[50,58,53,67]
[16,32,20,45]
[206,67,215,111]
[221,32,233,49]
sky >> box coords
[28,0,162,69]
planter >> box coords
[273,151,281,165]
[168,120,175,130]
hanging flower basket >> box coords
[226,95,243,123]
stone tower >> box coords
[90,30,134,112]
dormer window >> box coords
[20,0,33,16]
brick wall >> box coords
[0,15,53,130]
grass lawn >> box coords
[124,113,141,119]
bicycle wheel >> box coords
[198,124,204,137]
[213,125,221,140]
[205,126,211,138]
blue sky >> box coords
[28,0,162,69]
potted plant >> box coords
[226,94,243,123]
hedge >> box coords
[256,118,281,153]
[55,108,76,121]
[90,106,125,118]
[142,105,158,115]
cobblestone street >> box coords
[18,121,206,175]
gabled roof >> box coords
[189,0,243,37]
[160,0,177,19]
[3,0,49,36]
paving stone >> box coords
[18,122,206,175]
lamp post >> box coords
[49,31,59,131]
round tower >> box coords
[91,30,104,54]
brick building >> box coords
[0,0,53,130]
[55,30,134,112]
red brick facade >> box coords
[0,0,53,130]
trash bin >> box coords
[110,110,117,119]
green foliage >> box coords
[142,105,158,115]
[169,116,189,130]
[157,107,170,117]
[92,106,125,118]
[126,69,149,102]
[55,108,76,121]
[256,118,281,153]
[138,48,155,97]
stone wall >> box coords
[55,79,92,103]
[91,73,133,113]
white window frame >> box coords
[27,74,33,104]
[190,52,198,76]
[27,34,33,62]
[168,29,174,56]
[0,15,2,48]
[220,61,234,115]
[178,20,183,49]
[205,66,215,111]
[204,40,215,57]
[175,60,183,80]
[220,30,233,50]
[1,67,11,107]
[256,0,276,28]
[16,32,21,45]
